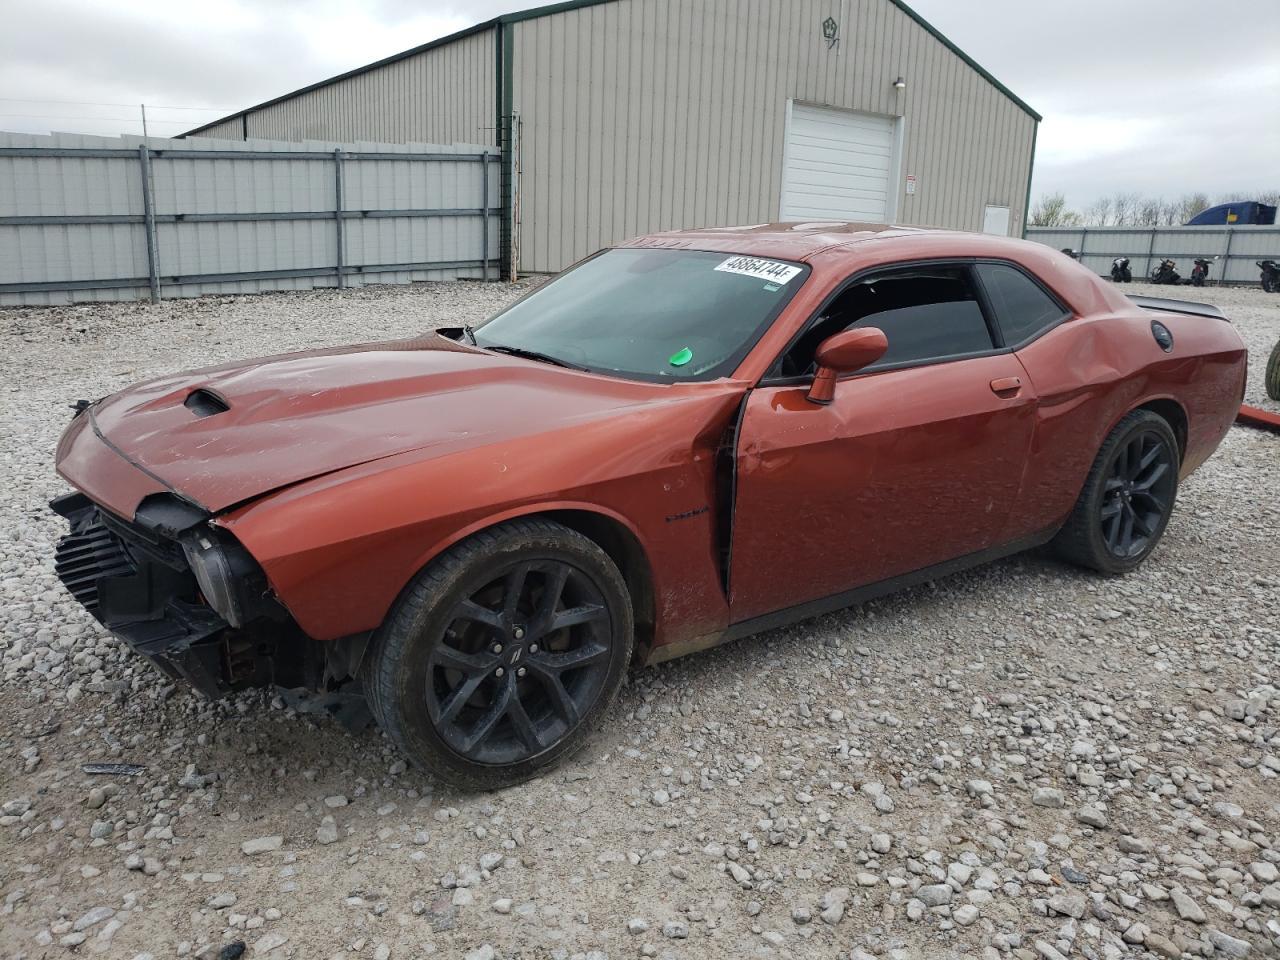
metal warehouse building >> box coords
[187,0,1040,276]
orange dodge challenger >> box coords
[52,223,1246,787]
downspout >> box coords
[495,18,517,280]
[1020,119,1038,239]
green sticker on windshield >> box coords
[669,346,693,367]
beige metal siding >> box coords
[510,0,1036,272]
[195,117,245,140]
[197,29,497,147]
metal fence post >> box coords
[481,153,490,281]
[1221,228,1234,285]
[137,145,160,303]
[334,149,345,290]
[1146,229,1157,278]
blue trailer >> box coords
[1185,201,1277,226]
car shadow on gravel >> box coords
[158,544,1089,801]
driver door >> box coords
[728,263,1038,623]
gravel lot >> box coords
[1,279,1278,960]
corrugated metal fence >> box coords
[0,132,501,306]
[1026,226,1280,286]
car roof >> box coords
[618,221,1031,264]
[618,221,1133,320]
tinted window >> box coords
[778,267,994,376]
[976,263,1067,345]
[475,248,809,381]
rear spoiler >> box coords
[1127,295,1228,321]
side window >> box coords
[777,266,994,377]
[975,263,1069,346]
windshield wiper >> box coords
[483,344,587,371]
[461,324,477,345]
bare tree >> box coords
[1030,192,1080,227]
[1083,196,1112,226]
[1177,192,1210,223]
[1111,192,1140,226]
[1215,189,1280,209]
[1135,197,1163,227]
[1036,188,1276,229]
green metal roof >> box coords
[184,0,1039,137]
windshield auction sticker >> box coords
[714,256,803,284]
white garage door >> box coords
[781,103,896,223]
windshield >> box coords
[473,248,810,381]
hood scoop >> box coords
[184,388,230,418]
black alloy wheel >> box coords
[425,560,612,765]
[1098,431,1175,559]
[1051,409,1181,575]
[364,518,633,790]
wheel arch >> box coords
[1049,394,1189,536]
[1132,396,1188,461]
[404,503,658,662]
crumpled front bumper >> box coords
[51,492,238,699]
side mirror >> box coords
[806,327,889,405]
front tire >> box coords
[1051,410,1180,575]
[364,518,633,790]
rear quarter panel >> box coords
[1007,307,1246,539]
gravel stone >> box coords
[1209,928,1252,958]
[72,906,113,931]
[1031,787,1065,808]
[662,921,688,939]
[916,884,952,907]
[315,816,338,845]
[1171,889,1205,923]
[253,932,288,955]
[1047,893,1086,919]
[241,836,283,856]
[1075,806,1107,828]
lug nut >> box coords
[492,643,503,654]
[495,667,504,677]
[513,627,525,639]
[528,644,539,654]
[516,667,527,678]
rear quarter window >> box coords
[976,263,1070,346]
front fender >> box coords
[218,392,742,647]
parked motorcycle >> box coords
[1259,260,1280,293]
[1150,258,1182,285]
[1110,257,1132,283]
[1190,257,1214,287]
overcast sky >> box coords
[2,0,1277,210]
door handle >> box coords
[989,376,1022,396]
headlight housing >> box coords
[181,527,266,628]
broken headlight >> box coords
[181,528,265,628]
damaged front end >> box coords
[51,491,313,699]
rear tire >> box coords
[364,518,633,790]
[1051,410,1180,575]
[1266,340,1280,401]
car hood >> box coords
[85,335,684,514]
